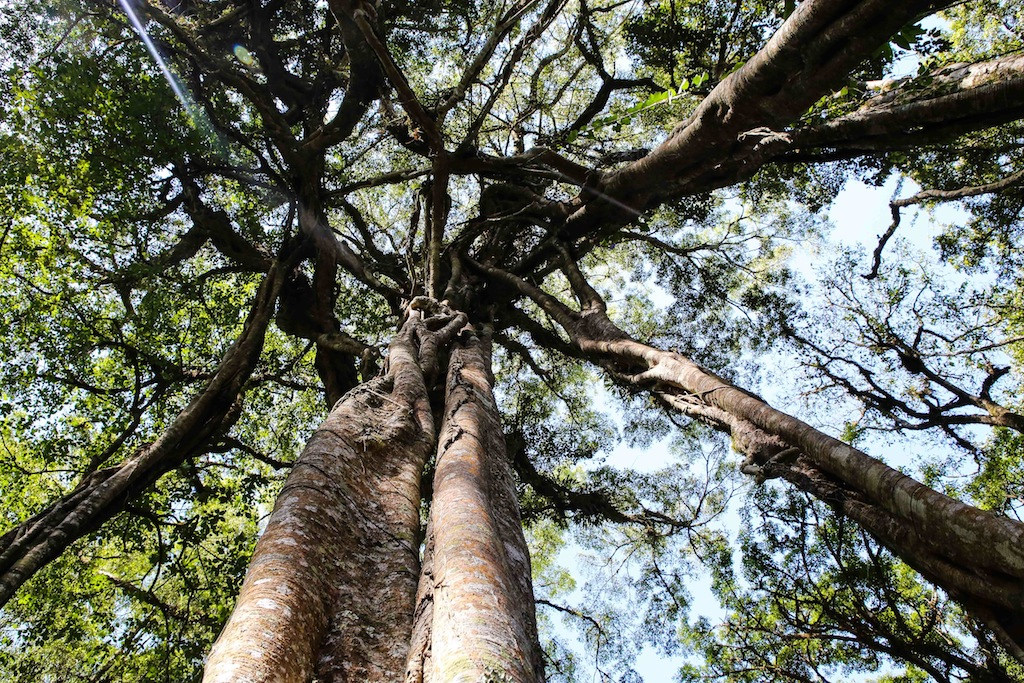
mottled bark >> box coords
[205,300,467,682]
[617,342,1024,576]
[0,264,285,608]
[789,54,1024,157]
[406,328,544,683]
[554,0,945,243]
[203,379,428,682]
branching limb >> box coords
[560,0,947,239]
[508,427,698,531]
[438,0,545,117]
[866,166,1024,279]
[536,598,605,638]
[790,54,1024,159]
[474,255,1024,649]
[180,176,274,272]
[467,256,582,333]
[459,0,570,146]
[0,263,287,608]
[346,2,443,150]
[785,321,1024,436]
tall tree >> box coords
[1,0,1023,679]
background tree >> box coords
[0,0,1023,680]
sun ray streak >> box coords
[117,0,231,160]
[117,0,196,116]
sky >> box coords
[552,177,975,682]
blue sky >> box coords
[545,176,976,681]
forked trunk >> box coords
[205,302,544,682]
[406,327,544,683]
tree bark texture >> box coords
[202,382,427,681]
[585,335,1024,575]
[789,54,1024,156]
[206,302,545,682]
[406,327,544,683]
[204,303,460,682]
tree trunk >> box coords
[204,304,446,682]
[206,301,544,682]
[406,326,544,683]
[202,376,430,681]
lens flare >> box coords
[116,0,227,158]
[117,0,195,116]
[233,45,256,67]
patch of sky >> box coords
[548,173,990,680]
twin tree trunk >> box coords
[204,303,544,682]
[407,330,544,683]
[203,254,1024,680]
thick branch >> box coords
[0,264,286,607]
[560,0,946,238]
[472,258,1024,646]
[790,54,1024,156]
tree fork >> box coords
[406,325,545,683]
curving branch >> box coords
[561,0,947,236]
[469,252,1024,652]
[789,54,1024,160]
[865,165,1024,278]
[180,175,275,272]
[0,263,287,608]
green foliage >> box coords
[680,486,1021,682]
[0,6,329,677]
[623,0,781,87]
[0,0,1022,680]
[0,432,271,681]
[968,429,1024,515]
[942,0,1024,60]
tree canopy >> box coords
[0,0,1023,680]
